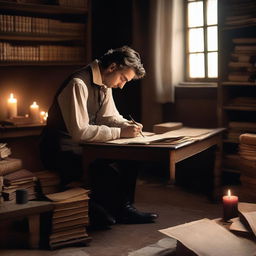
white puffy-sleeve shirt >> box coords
[58,60,129,143]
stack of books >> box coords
[227,121,256,143]
[228,38,256,83]
[238,133,256,201]
[224,0,256,30]
[0,157,23,202]
[46,187,91,249]
[34,170,61,195]
[2,169,37,201]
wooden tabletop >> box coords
[0,200,53,220]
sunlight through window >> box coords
[186,0,218,80]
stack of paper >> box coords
[0,143,11,159]
[46,187,91,249]
[34,170,61,195]
[159,218,256,256]
[2,169,37,201]
[107,127,214,145]
[230,202,256,239]
[238,133,256,200]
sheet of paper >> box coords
[240,211,256,237]
[107,127,214,145]
[229,217,249,233]
[239,202,256,212]
[159,218,256,256]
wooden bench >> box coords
[0,200,53,248]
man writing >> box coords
[40,46,158,227]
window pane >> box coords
[208,52,218,78]
[188,1,203,27]
[189,53,205,78]
[207,26,218,51]
[207,0,217,25]
[189,28,204,52]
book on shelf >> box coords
[231,53,256,63]
[233,38,256,44]
[229,122,256,131]
[234,45,256,54]
[228,73,256,82]
[55,0,88,8]
[239,133,256,146]
[0,158,23,176]
[228,61,256,71]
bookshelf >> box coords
[218,0,256,174]
[0,0,91,65]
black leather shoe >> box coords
[118,204,159,224]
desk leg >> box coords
[211,142,223,201]
[28,214,40,249]
[168,151,176,185]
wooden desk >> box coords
[0,201,53,248]
[81,128,224,200]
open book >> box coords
[107,127,215,145]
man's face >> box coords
[102,63,135,89]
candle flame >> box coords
[8,93,17,103]
[31,101,39,108]
[228,189,231,197]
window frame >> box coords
[184,0,218,82]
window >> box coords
[185,0,218,81]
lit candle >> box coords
[40,111,48,123]
[40,111,45,123]
[7,93,17,119]
[29,101,40,123]
[223,189,238,221]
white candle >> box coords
[7,93,17,119]
[40,111,48,123]
[40,111,45,123]
[29,101,40,123]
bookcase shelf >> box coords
[222,82,256,86]
[0,0,91,64]
[0,61,86,66]
[223,106,256,111]
[218,0,256,175]
[0,1,88,15]
[0,33,84,42]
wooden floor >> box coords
[0,174,223,256]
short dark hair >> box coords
[98,45,146,79]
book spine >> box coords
[0,158,23,176]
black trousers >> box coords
[89,159,138,218]
[43,148,138,218]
